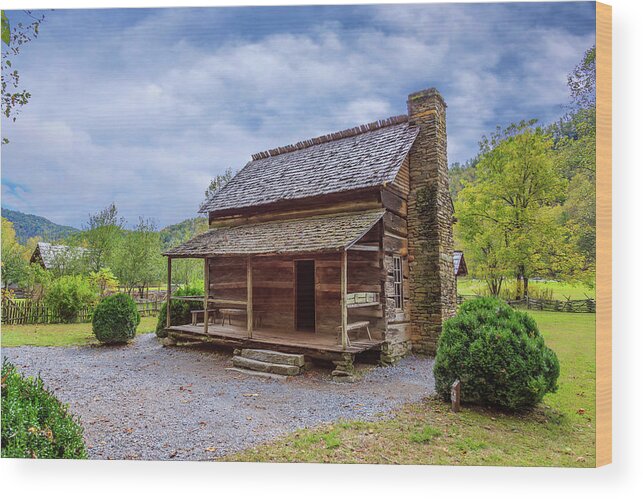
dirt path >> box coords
[3,334,435,461]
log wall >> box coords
[207,251,386,338]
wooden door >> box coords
[295,260,315,331]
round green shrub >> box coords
[155,284,204,338]
[92,293,140,344]
[1,360,88,459]
[433,297,560,410]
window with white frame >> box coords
[393,256,403,309]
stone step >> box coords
[240,348,305,367]
[232,356,301,376]
[225,367,286,380]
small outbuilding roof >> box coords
[454,250,468,277]
[30,242,89,270]
[164,210,385,258]
[199,116,419,214]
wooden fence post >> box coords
[451,379,461,413]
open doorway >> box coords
[295,260,315,331]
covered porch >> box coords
[162,210,387,358]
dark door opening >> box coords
[295,260,315,331]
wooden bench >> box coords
[191,309,218,326]
[336,320,372,347]
[220,308,264,327]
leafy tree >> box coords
[44,274,98,323]
[113,218,163,295]
[456,122,570,298]
[46,245,90,278]
[89,267,118,297]
[1,10,46,143]
[1,217,29,288]
[558,47,596,281]
[79,203,125,272]
[159,216,208,250]
[23,262,51,300]
[448,158,478,200]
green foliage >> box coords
[43,275,98,323]
[433,297,560,410]
[1,11,10,46]
[159,217,208,250]
[92,293,140,344]
[113,218,163,292]
[456,121,581,298]
[155,284,204,338]
[1,359,87,459]
[1,217,29,288]
[78,203,125,272]
[89,267,118,297]
[448,158,478,200]
[1,208,79,244]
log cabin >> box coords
[163,87,456,378]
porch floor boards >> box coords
[166,323,383,354]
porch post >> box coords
[166,257,172,329]
[247,256,253,338]
[340,249,348,349]
[203,257,209,334]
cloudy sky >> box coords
[1,2,595,228]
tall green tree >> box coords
[555,46,597,281]
[79,203,125,272]
[114,218,163,295]
[456,122,570,298]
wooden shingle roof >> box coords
[164,210,385,258]
[199,116,419,214]
[454,250,468,276]
[30,242,89,270]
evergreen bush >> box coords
[1,360,87,459]
[433,297,560,410]
[92,293,140,344]
[155,284,204,338]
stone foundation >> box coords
[380,339,412,365]
[331,353,356,382]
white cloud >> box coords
[1,4,595,227]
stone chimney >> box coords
[406,88,456,355]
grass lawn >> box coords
[228,311,596,467]
[1,315,158,347]
[458,278,595,300]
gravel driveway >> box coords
[2,334,435,461]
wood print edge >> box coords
[595,0,612,468]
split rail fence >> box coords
[1,298,161,325]
[457,295,596,313]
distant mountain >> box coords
[1,208,80,243]
[159,216,208,250]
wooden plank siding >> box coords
[196,153,413,353]
[380,156,412,346]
